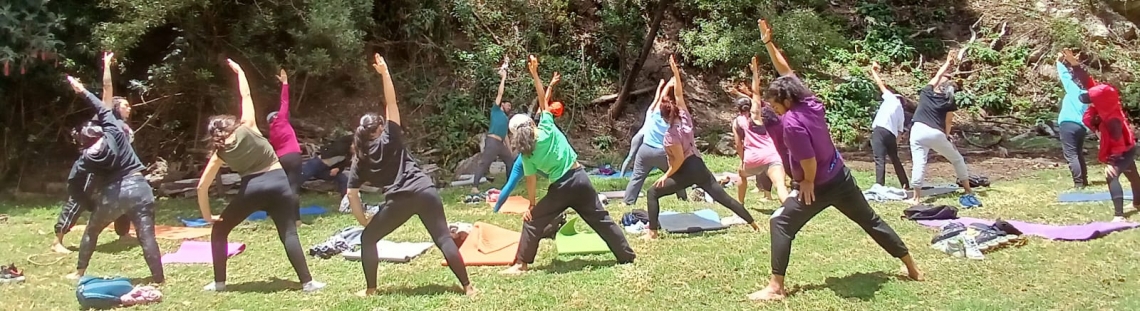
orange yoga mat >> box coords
[72,223,212,240]
[444,222,519,266]
[489,196,531,214]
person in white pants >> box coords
[906,52,982,208]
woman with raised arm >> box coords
[749,20,922,301]
[867,62,910,189]
[734,56,789,204]
[906,52,982,207]
[265,69,306,227]
[470,57,518,194]
[619,79,689,205]
[1064,50,1140,222]
[62,75,164,283]
[1055,52,1091,189]
[641,55,759,240]
[52,52,132,253]
[499,56,635,275]
[195,59,323,293]
[344,54,474,296]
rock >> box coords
[452,154,483,179]
[715,134,736,156]
[1079,15,1112,41]
[1097,6,1139,40]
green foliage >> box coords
[679,2,847,71]
[0,0,65,72]
[1048,18,1083,49]
[955,43,1031,115]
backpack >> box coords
[968,175,990,188]
[76,276,133,310]
[621,209,650,226]
[902,204,959,220]
[541,212,567,240]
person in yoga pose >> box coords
[53,52,132,254]
[62,75,164,283]
[1061,50,1140,222]
[499,56,635,275]
[301,134,353,198]
[344,54,474,296]
[470,57,517,193]
[1055,52,1091,189]
[618,79,689,205]
[195,59,323,292]
[642,55,759,240]
[749,20,922,301]
[265,69,305,227]
[734,57,789,203]
[867,61,910,189]
[905,51,982,208]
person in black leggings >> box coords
[643,55,759,240]
[195,59,322,292]
[344,54,473,297]
[62,76,163,284]
[748,20,922,302]
[265,69,305,227]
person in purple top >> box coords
[747,19,923,302]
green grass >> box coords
[2,155,1140,310]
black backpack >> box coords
[902,204,959,220]
[968,175,990,188]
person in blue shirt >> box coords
[617,79,688,205]
[470,57,517,194]
[1056,53,1092,189]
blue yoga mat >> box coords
[592,171,634,179]
[1057,191,1134,203]
[659,209,726,233]
[180,206,328,227]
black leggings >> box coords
[360,186,469,288]
[212,169,311,283]
[517,167,635,264]
[279,152,304,220]
[76,174,164,283]
[769,168,909,276]
[55,172,130,236]
[871,126,910,188]
[1107,146,1140,217]
[647,155,755,230]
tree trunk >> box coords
[607,0,672,120]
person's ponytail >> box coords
[353,113,383,161]
[205,115,240,153]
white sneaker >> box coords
[1112,216,1127,223]
[303,280,326,292]
[203,281,226,291]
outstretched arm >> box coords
[749,56,763,104]
[1063,50,1095,88]
[277,69,291,121]
[495,57,509,107]
[928,53,955,86]
[101,52,115,110]
[527,55,547,112]
[758,20,794,77]
[668,55,688,111]
[66,76,113,122]
[226,59,260,136]
[346,188,370,226]
[544,72,561,106]
[869,62,890,94]
[493,157,527,212]
[372,54,401,125]
[196,154,225,223]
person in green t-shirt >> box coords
[499,55,636,276]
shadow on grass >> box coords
[538,258,622,274]
[788,271,904,301]
[226,278,301,293]
[379,284,464,297]
[94,237,140,254]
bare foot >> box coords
[464,284,478,297]
[747,286,786,301]
[499,264,528,276]
[903,198,920,205]
[52,242,72,254]
[355,288,377,297]
[902,265,925,281]
[65,272,83,280]
[296,220,303,227]
[641,231,659,240]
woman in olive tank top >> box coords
[194,59,324,293]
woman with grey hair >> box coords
[905,52,982,208]
[499,55,635,275]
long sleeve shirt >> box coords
[268,83,302,156]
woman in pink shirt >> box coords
[733,97,788,204]
[265,69,304,226]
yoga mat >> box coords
[591,171,634,179]
[161,241,245,264]
[178,206,328,226]
[915,217,1140,241]
[600,191,628,200]
[490,196,531,214]
[909,186,960,199]
[555,217,609,255]
[73,224,212,240]
[447,222,518,266]
[1057,191,1134,203]
[658,209,727,233]
[342,241,434,263]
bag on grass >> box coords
[76,276,133,310]
[541,212,567,240]
[902,204,958,220]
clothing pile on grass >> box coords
[903,204,1024,260]
[337,195,382,215]
[76,276,162,310]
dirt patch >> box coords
[843,143,1067,182]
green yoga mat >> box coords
[555,217,610,256]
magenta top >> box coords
[269,83,301,156]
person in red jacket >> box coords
[1067,50,1140,222]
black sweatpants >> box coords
[76,174,164,283]
[1106,146,1140,217]
[1059,121,1089,187]
[646,155,755,230]
[769,168,909,276]
[359,186,469,288]
[473,136,516,188]
[517,167,635,264]
[278,152,304,221]
[871,127,909,188]
[211,169,311,283]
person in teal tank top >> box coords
[498,56,635,276]
[471,56,518,193]
[1055,53,1091,188]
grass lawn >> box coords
[2,155,1140,310]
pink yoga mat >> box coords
[916,217,1140,241]
[161,241,245,264]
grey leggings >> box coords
[360,186,469,288]
[77,174,164,283]
[769,168,909,276]
[623,140,688,205]
[56,173,130,236]
[473,135,516,188]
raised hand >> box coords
[669,54,680,73]
[499,56,510,76]
[372,53,388,75]
[226,59,243,73]
[1062,49,1079,65]
[758,19,773,43]
[66,76,85,93]
[550,72,562,86]
[277,68,288,84]
[750,56,760,73]
[102,52,114,65]
[527,55,539,74]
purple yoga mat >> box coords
[916,217,1140,241]
[161,241,246,264]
